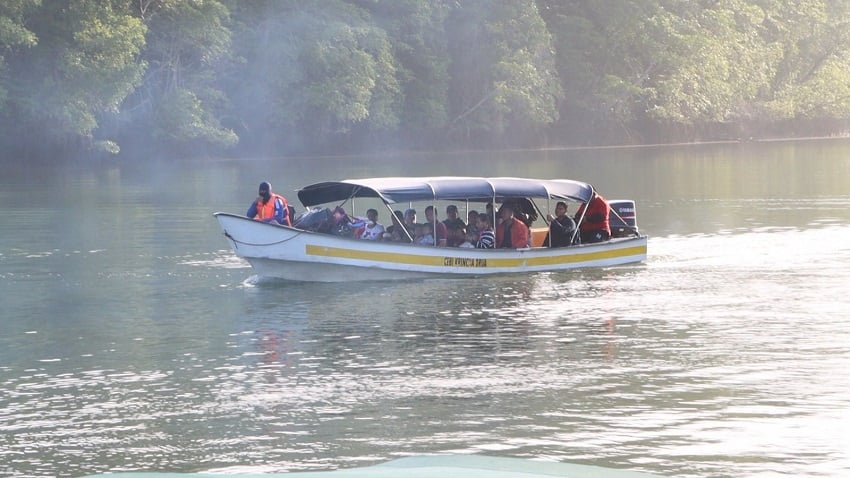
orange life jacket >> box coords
[254,193,291,225]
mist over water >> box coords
[2,141,850,478]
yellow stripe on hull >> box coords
[306,244,447,267]
[306,243,646,269]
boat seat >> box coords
[530,227,548,247]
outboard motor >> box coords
[608,200,639,238]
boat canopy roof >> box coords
[297,177,594,207]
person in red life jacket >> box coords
[495,203,529,249]
[247,181,291,226]
[574,190,611,243]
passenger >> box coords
[359,208,385,240]
[247,181,291,226]
[403,208,418,233]
[575,191,611,243]
[331,206,353,237]
[475,213,495,249]
[458,230,477,248]
[485,202,497,225]
[544,201,577,247]
[466,210,480,237]
[443,204,466,247]
[414,223,434,246]
[498,200,518,226]
[424,205,448,247]
[495,204,529,249]
[514,198,537,228]
[384,210,411,243]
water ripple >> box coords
[2,227,850,477]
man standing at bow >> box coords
[247,181,291,226]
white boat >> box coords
[79,454,666,477]
[214,177,647,282]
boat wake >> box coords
[647,224,850,271]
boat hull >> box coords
[214,213,647,282]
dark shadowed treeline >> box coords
[2,0,850,161]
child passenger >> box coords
[414,224,434,246]
[475,213,495,249]
[458,231,477,248]
[359,208,384,240]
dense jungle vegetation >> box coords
[2,0,850,160]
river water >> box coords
[1,141,849,478]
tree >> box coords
[2,0,146,153]
[645,1,777,133]
[542,0,850,143]
[352,0,452,146]
[128,0,237,151]
[756,0,850,123]
[224,0,402,153]
[0,0,39,112]
[541,0,677,142]
[447,0,562,145]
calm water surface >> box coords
[1,141,850,478]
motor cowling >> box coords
[608,200,639,237]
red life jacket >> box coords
[254,193,291,226]
[576,194,610,233]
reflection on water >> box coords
[6,227,848,477]
[2,143,850,478]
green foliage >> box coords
[94,138,120,154]
[144,0,232,81]
[543,0,850,142]
[302,21,399,133]
[447,0,562,142]
[488,1,562,125]
[755,0,850,120]
[0,0,40,111]
[154,87,237,147]
[65,13,147,128]
[647,1,777,124]
[356,0,451,136]
[138,0,235,150]
[1,0,145,147]
[0,1,39,48]
[5,0,850,159]
[223,0,402,151]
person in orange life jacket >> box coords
[495,204,529,249]
[247,181,291,226]
[574,191,610,243]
